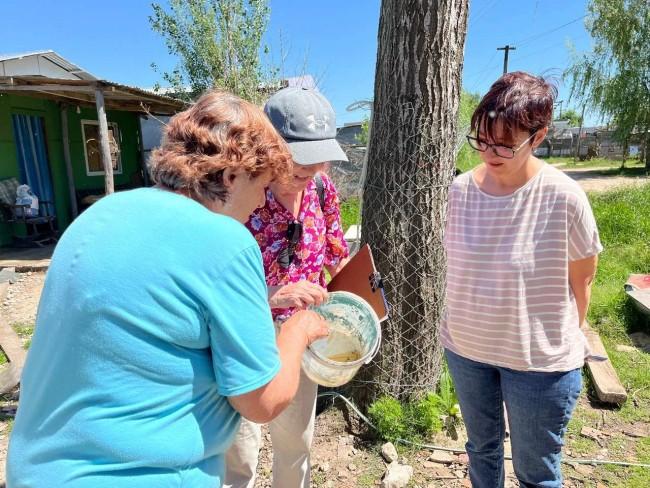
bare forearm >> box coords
[228,311,327,423]
[229,324,307,423]
[568,255,598,328]
[571,281,593,328]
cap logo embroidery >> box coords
[306,114,329,132]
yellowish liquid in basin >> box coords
[321,327,363,363]
[328,351,362,362]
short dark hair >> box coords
[470,71,557,145]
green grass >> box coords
[340,197,360,232]
[456,143,482,173]
[625,437,650,487]
[566,409,601,456]
[549,156,646,169]
[587,187,650,409]
[563,185,650,484]
[454,151,647,175]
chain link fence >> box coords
[327,104,469,404]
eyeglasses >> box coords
[466,132,538,159]
[277,221,303,269]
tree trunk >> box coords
[353,0,469,408]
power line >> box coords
[464,12,588,93]
[466,52,500,93]
[516,14,588,48]
[469,0,499,27]
[511,38,571,66]
[466,51,498,80]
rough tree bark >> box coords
[353,0,469,407]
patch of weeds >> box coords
[12,322,34,338]
[11,321,35,350]
[411,367,461,436]
[411,393,444,434]
[310,470,327,486]
[368,366,461,442]
[368,396,410,442]
[0,349,7,365]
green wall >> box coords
[66,106,142,190]
[0,92,143,246]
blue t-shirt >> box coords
[7,188,280,487]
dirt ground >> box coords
[561,166,650,193]
[0,272,44,328]
[0,271,44,485]
[0,169,648,486]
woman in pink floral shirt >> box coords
[247,171,349,321]
[225,87,350,488]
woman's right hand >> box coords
[268,281,328,309]
[282,310,329,347]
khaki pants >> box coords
[224,369,318,488]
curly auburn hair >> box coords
[149,90,292,203]
[471,71,558,145]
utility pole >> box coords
[497,45,516,74]
[555,100,564,119]
[574,104,587,161]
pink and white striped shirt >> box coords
[442,164,603,372]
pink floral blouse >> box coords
[246,173,349,320]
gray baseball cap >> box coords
[264,86,348,165]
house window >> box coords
[82,120,122,176]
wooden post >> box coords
[137,116,151,187]
[574,104,587,162]
[583,323,628,404]
[94,87,115,194]
[60,105,79,218]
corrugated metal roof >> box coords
[0,50,52,62]
[0,50,96,80]
[0,76,187,115]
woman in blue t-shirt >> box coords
[6,91,328,488]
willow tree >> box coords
[567,0,650,168]
[354,0,469,406]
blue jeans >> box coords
[445,349,582,488]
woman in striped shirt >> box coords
[443,72,602,488]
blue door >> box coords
[11,114,55,216]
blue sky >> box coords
[2,0,597,125]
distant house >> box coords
[536,120,643,160]
[0,51,185,247]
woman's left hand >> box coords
[268,281,328,309]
